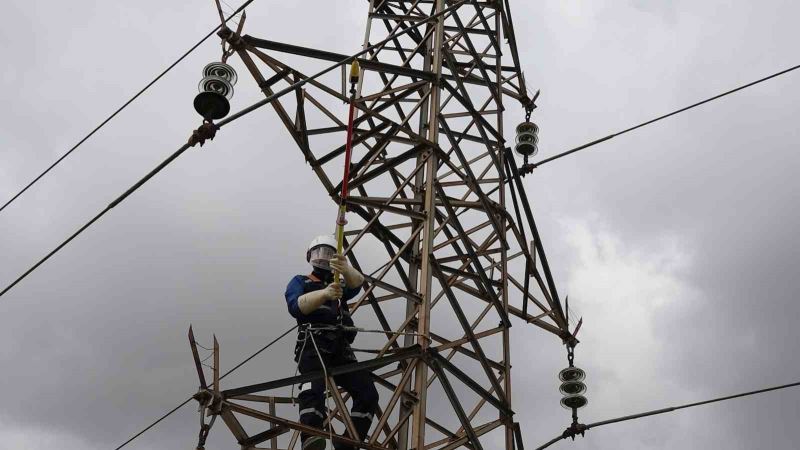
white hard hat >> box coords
[307,235,337,269]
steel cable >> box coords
[534,380,800,450]
[529,62,800,170]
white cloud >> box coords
[554,216,702,446]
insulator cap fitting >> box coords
[198,76,234,99]
[516,121,539,135]
[560,394,588,410]
[559,380,587,396]
[203,62,238,86]
[558,366,586,382]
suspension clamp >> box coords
[188,122,220,148]
[561,422,588,441]
[518,162,537,176]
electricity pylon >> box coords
[190,1,576,449]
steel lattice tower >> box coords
[191,1,573,449]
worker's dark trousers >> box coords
[297,338,379,449]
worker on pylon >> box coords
[285,235,379,450]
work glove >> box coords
[329,254,365,289]
[323,282,344,300]
[297,283,343,314]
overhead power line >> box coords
[534,380,800,450]
[0,1,257,217]
[0,141,193,298]
[0,0,464,300]
[526,62,800,171]
[113,325,296,450]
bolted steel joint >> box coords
[218,27,245,50]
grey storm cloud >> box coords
[1,1,799,450]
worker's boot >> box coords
[302,435,327,450]
[332,438,355,450]
[333,417,372,450]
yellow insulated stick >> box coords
[334,203,347,284]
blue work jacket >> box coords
[285,275,360,325]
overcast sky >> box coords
[1,1,799,449]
